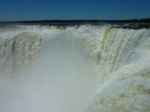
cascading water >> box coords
[0,25,150,112]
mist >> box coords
[0,28,98,112]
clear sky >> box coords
[0,0,150,21]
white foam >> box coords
[0,25,150,112]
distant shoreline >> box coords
[0,18,150,23]
[0,18,150,29]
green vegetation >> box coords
[0,18,150,29]
[0,18,150,24]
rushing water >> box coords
[0,25,150,112]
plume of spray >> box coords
[0,25,99,112]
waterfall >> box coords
[0,25,150,112]
[85,27,150,112]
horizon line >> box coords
[0,18,150,23]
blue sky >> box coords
[0,0,150,21]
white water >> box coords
[0,25,150,112]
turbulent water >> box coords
[0,25,150,112]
